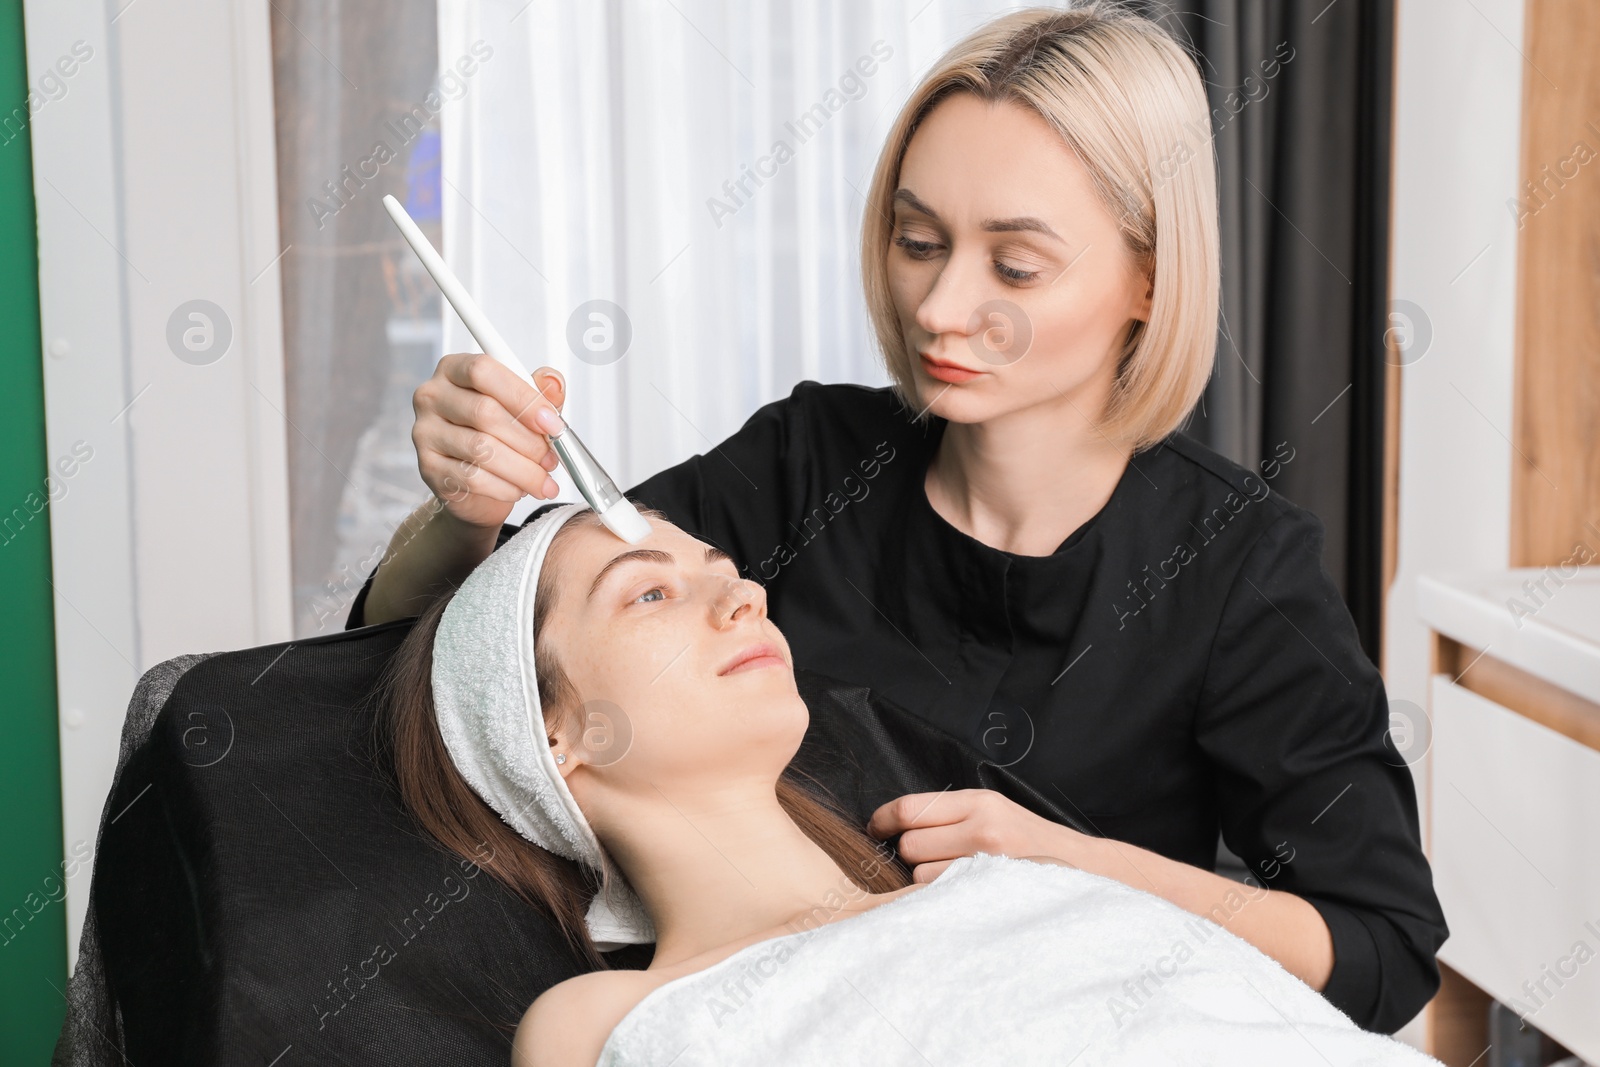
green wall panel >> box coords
[0,0,69,1061]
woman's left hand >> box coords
[871,790,1335,991]
[867,788,1100,883]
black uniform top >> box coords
[346,380,1447,1033]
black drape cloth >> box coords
[63,624,1068,1065]
[1135,0,1394,662]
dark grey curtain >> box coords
[1133,0,1395,663]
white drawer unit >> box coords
[1429,674,1600,1060]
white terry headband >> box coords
[431,501,656,951]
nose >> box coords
[710,574,765,626]
[913,248,986,343]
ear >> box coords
[547,729,581,780]
[1132,272,1154,323]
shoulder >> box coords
[779,378,907,417]
[702,379,927,499]
[793,381,938,484]
[659,378,922,477]
[1155,431,1297,510]
[759,379,926,446]
[1135,430,1317,547]
[513,969,659,1067]
[776,379,918,434]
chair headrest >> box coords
[90,619,1071,1064]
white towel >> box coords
[432,501,655,950]
[596,852,1442,1066]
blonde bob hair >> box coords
[860,2,1220,452]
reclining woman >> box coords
[381,502,1440,1067]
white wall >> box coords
[1385,0,1525,1042]
[26,0,291,967]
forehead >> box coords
[899,93,1093,216]
[547,517,734,621]
[555,515,705,574]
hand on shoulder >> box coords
[513,969,656,1067]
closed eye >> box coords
[894,233,941,258]
[893,233,1043,285]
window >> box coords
[269,0,444,635]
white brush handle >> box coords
[381,193,653,545]
[381,194,536,386]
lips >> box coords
[717,641,788,676]
[919,351,977,372]
[918,351,984,382]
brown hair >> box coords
[860,2,1220,451]
[376,505,910,970]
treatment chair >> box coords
[53,616,1087,1066]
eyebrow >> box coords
[586,544,736,601]
[892,188,1063,242]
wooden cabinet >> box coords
[1420,572,1600,1063]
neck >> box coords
[599,777,886,968]
[927,382,1132,556]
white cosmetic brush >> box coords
[382,194,650,545]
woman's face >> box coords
[540,516,806,818]
[887,91,1153,426]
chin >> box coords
[913,377,1000,424]
[747,687,810,750]
[924,369,1086,428]
[708,674,803,714]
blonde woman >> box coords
[353,2,1446,1034]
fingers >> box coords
[867,789,977,838]
[422,354,564,498]
[427,453,527,508]
[437,353,564,443]
[894,821,976,867]
[532,366,566,412]
[911,859,955,885]
[421,421,560,503]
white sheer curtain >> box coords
[436,0,1035,509]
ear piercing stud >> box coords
[554,753,567,765]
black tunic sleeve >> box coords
[1193,504,1447,1033]
[345,566,373,629]
[342,520,524,630]
[343,382,816,630]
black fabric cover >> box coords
[86,619,1087,1065]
